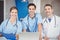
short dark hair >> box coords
[44,4,53,8]
[10,6,18,12]
[28,3,36,9]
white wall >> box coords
[29,0,33,3]
[4,0,15,20]
[51,0,60,16]
[33,0,41,13]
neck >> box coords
[29,13,35,19]
[47,14,53,18]
[10,17,16,24]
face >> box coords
[28,6,36,15]
[44,6,53,17]
[10,9,18,18]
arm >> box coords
[0,26,3,37]
[0,20,6,37]
[44,35,49,40]
[38,23,42,40]
[0,34,2,37]
[58,17,60,40]
[22,22,27,32]
[38,23,42,32]
[22,16,28,32]
[36,13,43,40]
[22,29,26,32]
[16,34,19,40]
[37,13,42,32]
[58,35,60,40]
[16,20,27,40]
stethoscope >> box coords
[6,19,18,27]
[2,18,18,34]
[43,15,60,39]
[44,15,56,28]
[26,14,37,32]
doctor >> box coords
[23,3,42,40]
[43,4,60,40]
[0,7,24,40]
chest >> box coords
[27,17,37,26]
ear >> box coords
[52,9,54,12]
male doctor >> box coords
[23,3,42,40]
[43,4,60,40]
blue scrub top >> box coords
[0,19,23,34]
[23,13,42,32]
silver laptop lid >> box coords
[19,32,40,40]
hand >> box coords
[0,34,2,37]
[58,35,60,40]
[39,38,42,40]
[44,36,49,40]
[16,34,19,40]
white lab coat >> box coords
[42,15,60,40]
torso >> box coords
[43,15,60,38]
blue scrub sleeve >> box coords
[36,13,42,24]
[22,16,28,29]
[0,20,7,34]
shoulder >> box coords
[55,15,60,18]
[36,13,41,16]
[42,18,46,23]
[55,15,60,20]
[1,19,8,25]
[43,17,46,21]
[23,15,28,23]
[17,20,22,25]
[17,20,23,29]
[23,15,28,20]
[55,15,60,22]
[0,19,8,27]
[35,13,42,19]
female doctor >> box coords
[0,7,24,40]
[43,4,60,40]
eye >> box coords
[29,8,31,10]
[11,12,14,13]
[45,9,47,10]
[32,8,35,10]
[15,12,17,13]
[48,8,50,10]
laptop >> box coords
[19,32,40,40]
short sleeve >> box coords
[16,21,23,34]
[22,16,28,29]
[0,20,7,34]
[36,13,42,24]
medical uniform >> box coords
[0,19,23,40]
[43,15,60,40]
[23,13,42,32]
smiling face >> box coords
[10,9,18,19]
[28,5,36,18]
[29,6,36,14]
[44,6,53,17]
